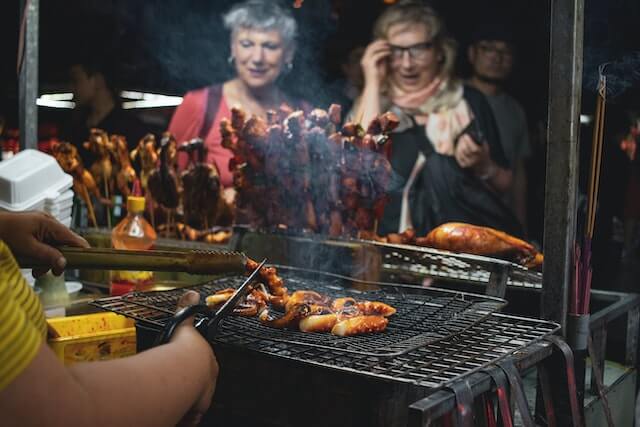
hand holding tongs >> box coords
[154,259,266,345]
[17,246,247,275]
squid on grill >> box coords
[331,316,389,337]
[205,262,396,336]
[259,303,331,329]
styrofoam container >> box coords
[0,150,73,212]
[49,206,73,220]
[46,200,74,213]
[45,190,74,207]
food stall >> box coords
[9,0,639,426]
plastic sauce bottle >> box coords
[110,195,157,295]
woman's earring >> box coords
[285,62,293,73]
[228,55,235,67]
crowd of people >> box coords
[62,0,532,240]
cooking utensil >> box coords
[154,258,266,345]
[17,246,247,275]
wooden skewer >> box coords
[587,79,607,238]
[103,170,111,229]
[82,185,98,228]
[590,96,606,237]
[586,94,602,236]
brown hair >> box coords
[373,1,457,79]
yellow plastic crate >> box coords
[47,312,136,365]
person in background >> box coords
[64,53,146,168]
[340,46,366,110]
[168,0,308,195]
[467,24,530,231]
[352,0,521,237]
[0,211,218,427]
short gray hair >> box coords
[223,0,297,49]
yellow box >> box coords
[47,313,136,365]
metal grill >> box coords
[214,312,559,389]
[378,243,542,289]
[229,227,543,294]
[92,267,505,357]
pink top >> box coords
[168,87,234,188]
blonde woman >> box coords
[353,1,522,236]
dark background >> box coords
[0,0,640,123]
[0,0,555,127]
[1,0,638,124]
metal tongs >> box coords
[154,259,267,345]
[17,246,247,275]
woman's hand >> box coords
[360,39,391,89]
[454,135,492,173]
[0,211,89,277]
[173,291,219,427]
[454,137,512,192]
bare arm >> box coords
[1,319,217,427]
[0,212,217,426]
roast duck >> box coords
[205,259,396,337]
[363,223,543,269]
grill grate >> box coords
[92,267,505,356]
[228,228,543,292]
[214,312,559,389]
[380,245,542,289]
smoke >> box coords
[134,2,232,93]
[132,0,341,105]
[583,50,640,99]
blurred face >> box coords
[387,23,441,92]
[469,40,514,82]
[231,28,292,90]
[69,65,97,106]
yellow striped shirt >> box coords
[0,240,46,390]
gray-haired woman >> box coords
[168,0,307,189]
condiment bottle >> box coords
[110,195,157,295]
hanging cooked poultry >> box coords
[224,104,398,236]
[111,134,137,198]
[147,132,181,235]
[417,222,544,268]
[179,138,233,229]
[130,134,158,192]
[51,141,109,228]
[173,222,232,245]
[83,128,115,200]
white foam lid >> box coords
[0,150,73,211]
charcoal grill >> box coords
[92,266,505,357]
[91,264,559,427]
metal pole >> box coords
[541,0,584,330]
[18,0,39,150]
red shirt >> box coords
[168,87,233,188]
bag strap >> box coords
[199,84,223,140]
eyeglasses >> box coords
[389,41,435,61]
[477,43,513,59]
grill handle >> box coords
[17,247,247,275]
